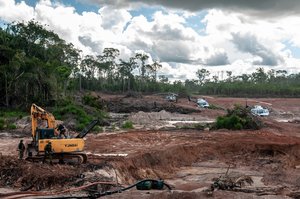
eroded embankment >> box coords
[0,156,86,191]
[1,131,300,193]
[109,135,300,187]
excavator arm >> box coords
[31,103,56,139]
[75,120,99,138]
[75,119,110,138]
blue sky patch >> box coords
[130,6,162,21]
[284,40,300,59]
[185,11,208,35]
[15,0,100,14]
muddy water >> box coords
[98,131,300,198]
[167,161,265,191]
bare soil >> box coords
[0,94,300,198]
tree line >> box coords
[190,68,300,97]
[0,21,299,108]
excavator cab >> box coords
[37,129,56,139]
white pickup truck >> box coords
[251,105,269,116]
[197,98,209,108]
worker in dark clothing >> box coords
[57,124,67,138]
[18,140,25,159]
[43,142,53,165]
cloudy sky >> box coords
[1,0,300,81]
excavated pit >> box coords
[107,137,300,185]
[1,95,300,198]
[2,130,300,194]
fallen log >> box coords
[0,181,118,199]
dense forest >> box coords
[1,21,300,109]
[189,68,300,97]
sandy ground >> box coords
[0,95,300,198]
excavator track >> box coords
[25,153,87,164]
[61,153,87,164]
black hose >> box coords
[32,179,172,199]
[31,196,90,199]
[91,179,172,198]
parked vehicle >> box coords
[251,105,269,116]
[197,98,209,108]
[166,93,177,102]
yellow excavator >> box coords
[26,103,99,164]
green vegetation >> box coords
[0,118,4,130]
[82,93,103,110]
[92,125,103,134]
[7,123,17,129]
[121,120,134,129]
[0,110,26,130]
[193,123,205,130]
[207,104,223,110]
[189,68,300,97]
[0,20,190,109]
[0,110,26,118]
[0,20,80,108]
[0,20,299,112]
[53,100,106,131]
[215,105,262,130]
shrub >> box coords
[53,103,92,129]
[92,126,103,134]
[234,123,243,130]
[53,98,108,132]
[215,104,262,130]
[83,94,102,109]
[0,118,5,130]
[0,110,26,118]
[8,123,17,129]
[75,123,86,131]
[193,123,205,130]
[208,104,224,110]
[122,121,134,129]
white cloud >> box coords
[99,6,131,34]
[35,1,80,41]
[0,0,34,22]
[232,32,284,66]
[201,10,300,68]
[0,0,299,83]
[122,10,230,66]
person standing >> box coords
[43,142,53,165]
[18,140,25,159]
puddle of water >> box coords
[168,163,265,191]
[167,120,214,124]
[275,119,290,123]
[275,118,300,123]
[87,152,128,157]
